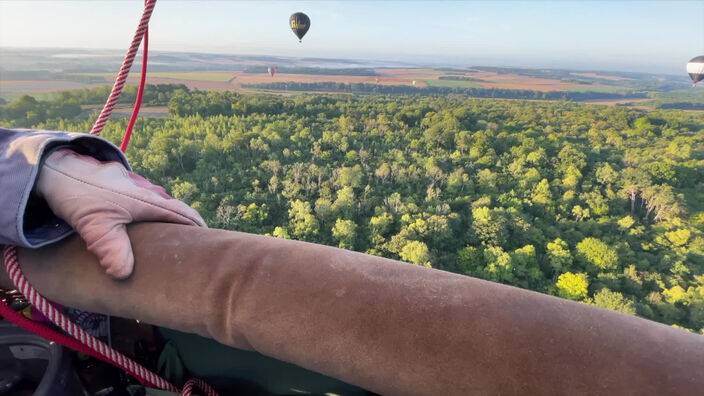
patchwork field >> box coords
[0,66,648,106]
[449,71,621,92]
[78,72,237,82]
[571,72,633,81]
[424,79,483,89]
[75,67,626,94]
[0,80,94,96]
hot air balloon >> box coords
[268,67,276,77]
[687,56,704,86]
[290,12,310,42]
[412,80,418,86]
[375,77,381,84]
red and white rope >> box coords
[3,245,177,391]
[183,378,219,396]
[90,0,156,136]
[3,246,217,396]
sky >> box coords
[1,0,703,74]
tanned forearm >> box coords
[2,223,703,395]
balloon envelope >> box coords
[687,56,704,84]
[290,12,311,42]
[412,80,417,86]
[268,67,276,77]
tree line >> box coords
[0,84,187,126]
[243,81,649,101]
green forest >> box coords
[2,87,704,334]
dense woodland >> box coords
[243,82,648,101]
[2,87,704,334]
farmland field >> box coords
[90,70,429,92]
[0,49,687,110]
[80,68,629,94]
[565,85,635,93]
[76,72,236,82]
[571,72,633,81]
[128,72,236,82]
[425,79,483,89]
[0,67,655,110]
[0,80,96,98]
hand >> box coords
[35,149,206,279]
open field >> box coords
[383,68,628,92]
[96,70,430,92]
[0,80,97,97]
[459,71,617,91]
[425,79,483,89]
[234,72,415,86]
[3,48,689,104]
[571,72,633,81]
[72,67,626,94]
[76,72,236,82]
[1,64,648,108]
[565,85,634,93]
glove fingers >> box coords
[83,223,135,279]
[127,171,172,199]
[126,172,206,227]
[44,155,205,228]
[70,207,134,279]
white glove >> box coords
[35,148,206,279]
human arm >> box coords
[0,128,204,278]
[4,223,703,395]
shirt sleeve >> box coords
[0,128,130,248]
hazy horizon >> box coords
[1,1,703,75]
[0,45,691,78]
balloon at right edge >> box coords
[290,12,311,42]
[687,55,704,85]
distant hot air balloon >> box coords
[268,67,276,77]
[687,56,704,86]
[412,80,418,86]
[375,77,381,83]
[290,12,310,42]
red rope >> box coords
[1,1,218,395]
[0,295,109,363]
[2,246,177,391]
[121,27,149,152]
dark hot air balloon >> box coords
[687,56,704,86]
[290,12,310,42]
[268,67,276,77]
